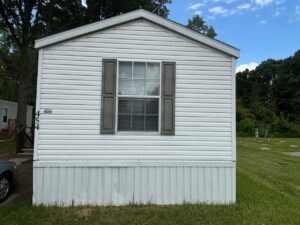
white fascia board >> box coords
[35,9,240,58]
[142,11,240,58]
[35,10,145,49]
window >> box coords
[117,61,160,131]
[100,59,175,135]
[2,108,8,123]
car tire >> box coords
[0,173,11,203]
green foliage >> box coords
[85,0,172,23]
[0,0,172,108]
[237,50,300,137]
[0,36,18,101]
[186,15,217,38]
[236,102,255,121]
[237,118,256,136]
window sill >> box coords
[115,131,160,136]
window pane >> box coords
[3,108,8,123]
[147,63,160,79]
[132,115,145,131]
[145,115,158,131]
[118,61,160,132]
[118,98,159,132]
[119,100,131,114]
[118,115,131,131]
[119,62,132,79]
[146,81,160,95]
[132,100,145,114]
[133,80,145,95]
[146,99,159,115]
[119,80,132,95]
[133,62,146,79]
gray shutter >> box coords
[161,62,176,135]
[101,59,117,134]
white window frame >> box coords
[115,59,162,134]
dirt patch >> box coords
[10,157,31,165]
[283,152,300,157]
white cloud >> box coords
[255,0,275,6]
[209,6,229,16]
[274,10,281,16]
[288,5,300,23]
[237,3,251,10]
[187,3,203,10]
[207,2,252,18]
[210,0,236,3]
[260,20,267,24]
[195,10,202,15]
[198,0,283,19]
[275,0,285,5]
[207,15,216,20]
[236,62,258,73]
[296,5,300,16]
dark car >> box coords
[0,160,16,202]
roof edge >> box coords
[0,99,34,108]
[35,9,240,58]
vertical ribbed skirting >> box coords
[33,164,235,206]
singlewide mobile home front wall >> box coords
[33,19,236,206]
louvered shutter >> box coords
[101,59,117,134]
[161,62,176,135]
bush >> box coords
[236,104,255,122]
[237,118,256,136]
[271,113,300,137]
[236,103,300,137]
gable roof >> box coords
[35,9,240,58]
[0,99,33,108]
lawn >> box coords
[0,140,16,159]
[0,138,300,225]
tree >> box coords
[0,34,18,101]
[0,0,172,152]
[0,0,89,151]
[0,1,44,150]
[187,15,217,38]
[85,0,171,23]
[236,49,300,137]
[39,0,87,36]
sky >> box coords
[167,0,300,72]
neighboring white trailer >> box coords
[0,99,33,131]
[33,9,239,206]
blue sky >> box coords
[167,0,300,72]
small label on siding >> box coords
[44,108,52,114]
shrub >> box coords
[237,118,256,136]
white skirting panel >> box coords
[33,163,235,206]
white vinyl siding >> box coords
[37,19,233,162]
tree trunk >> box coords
[16,47,30,153]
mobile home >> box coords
[33,9,239,206]
[0,99,33,139]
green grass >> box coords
[1,137,300,225]
[0,140,16,159]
